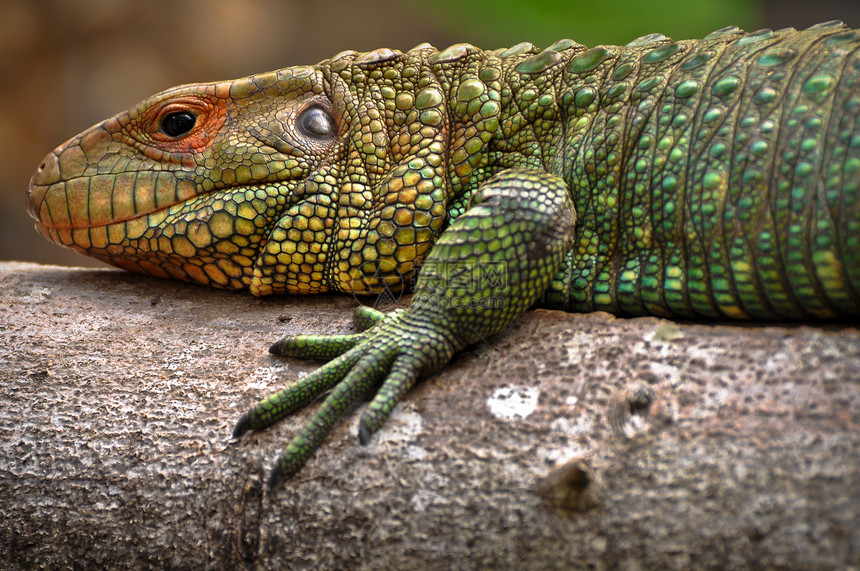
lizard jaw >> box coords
[27,139,200,237]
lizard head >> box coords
[27,44,497,296]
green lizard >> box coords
[27,22,860,486]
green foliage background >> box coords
[406,0,759,49]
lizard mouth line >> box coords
[27,167,204,233]
[29,170,323,283]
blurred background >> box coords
[3,0,858,268]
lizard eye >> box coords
[296,106,336,139]
[160,111,197,138]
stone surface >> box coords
[1,261,859,568]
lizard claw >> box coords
[267,463,287,489]
[357,422,373,446]
[232,411,251,439]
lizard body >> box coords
[28,22,860,483]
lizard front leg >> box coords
[233,168,576,486]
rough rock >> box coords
[1,261,858,569]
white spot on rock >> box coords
[403,445,428,461]
[410,489,445,512]
[487,385,539,421]
[356,403,423,444]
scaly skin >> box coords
[27,22,860,484]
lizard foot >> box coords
[235,308,450,487]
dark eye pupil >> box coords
[160,111,197,137]
[297,107,336,138]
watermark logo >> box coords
[348,261,408,311]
